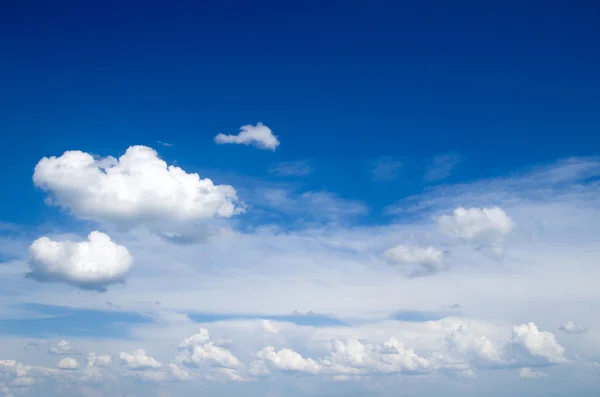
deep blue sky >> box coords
[1,0,599,225]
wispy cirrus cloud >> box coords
[369,156,402,182]
[269,160,312,177]
[425,152,463,182]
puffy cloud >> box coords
[47,340,82,356]
[258,347,322,374]
[325,337,432,374]
[255,336,433,378]
[437,207,514,253]
[445,324,503,363]
[33,146,242,228]
[88,353,112,368]
[119,349,162,370]
[214,123,279,151]
[177,329,243,370]
[57,357,79,370]
[510,323,566,364]
[27,231,133,291]
[167,363,190,381]
[519,367,548,379]
[559,321,588,334]
[382,245,446,276]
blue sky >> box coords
[1,1,600,396]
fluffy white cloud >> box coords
[33,146,242,228]
[47,340,82,356]
[257,347,322,374]
[27,231,133,291]
[437,206,514,253]
[326,337,432,374]
[382,244,446,276]
[177,329,243,369]
[559,321,588,334]
[88,353,112,368]
[57,357,79,370]
[445,324,503,363]
[214,123,279,151]
[519,367,547,379]
[510,322,566,364]
[119,349,162,370]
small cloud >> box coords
[119,349,162,370]
[105,301,122,309]
[425,152,463,182]
[519,367,547,379]
[269,160,312,177]
[448,304,461,309]
[382,244,447,277]
[370,156,402,182]
[157,140,174,147]
[559,321,588,334]
[291,310,319,316]
[437,207,514,255]
[48,340,82,356]
[57,357,80,370]
[26,231,133,292]
[214,122,279,151]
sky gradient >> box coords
[1,1,600,396]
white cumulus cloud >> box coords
[214,123,279,151]
[33,146,242,229]
[119,349,162,370]
[510,322,566,364]
[57,357,79,370]
[437,206,514,253]
[27,231,133,292]
[177,329,243,370]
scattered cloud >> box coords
[510,322,566,364]
[26,231,133,292]
[119,349,162,370]
[57,357,79,370]
[48,340,82,356]
[214,123,279,151]
[559,321,588,334]
[269,160,312,177]
[176,328,243,370]
[519,367,548,379]
[33,145,243,230]
[437,207,514,254]
[370,156,402,182]
[157,140,174,147]
[425,152,463,182]
[382,244,446,276]
[257,188,368,225]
